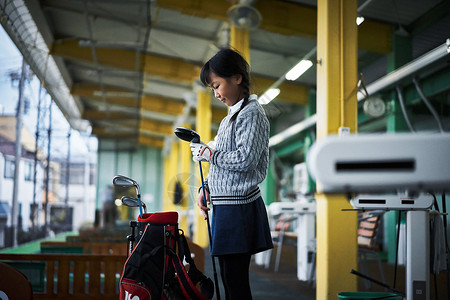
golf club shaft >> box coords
[198,161,221,300]
[137,194,143,218]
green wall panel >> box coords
[96,141,164,219]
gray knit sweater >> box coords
[206,95,269,205]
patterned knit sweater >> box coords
[206,95,269,205]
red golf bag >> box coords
[119,212,214,300]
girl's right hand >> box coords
[197,188,210,219]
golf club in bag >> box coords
[114,175,214,300]
[174,127,221,300]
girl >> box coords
[190,48,273,300]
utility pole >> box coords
[65,128,71,231]
[32,84,43,232]
[43,100,52,237]
[11,59,27,247]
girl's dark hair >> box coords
[200,48,250,122]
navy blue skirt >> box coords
[210,196,273,256]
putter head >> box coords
[174,127,200,143]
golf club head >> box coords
[174,127,201,143]
[113,175,137,187]
[121,196,139,207]
[121,196,147,213]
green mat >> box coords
[0,231,78,254]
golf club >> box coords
[121,196,147,213]
[113,175,144,218]
[174,127,221,300]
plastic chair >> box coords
[0,262,33,300]
[270,213,298,272]
[357,211,387,289]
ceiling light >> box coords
[356,16,365,26]
[285,60,313,81]
[259,88,280,105]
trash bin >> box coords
[338,292,402,299]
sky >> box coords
[0,26,97,162]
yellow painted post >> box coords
[163,141,178,212]
[194,88,212,248]
[316,0,358,298]
[179,124,192,233]
[230,26,250,62]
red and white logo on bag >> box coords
[125,290,141,300]
[120,278,152,300]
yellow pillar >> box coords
[179,123,192,233]
[230,26,250,63]
[163,141,179,212]
[316,0,358,298]
[194,88,212,248]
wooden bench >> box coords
[40,241,128,255]
[59,235,204,271]
[66,235,124,243]
[0,253,126,299]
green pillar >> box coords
[385,32,412,264]
[305,89,316,194]
[261,125,277,205]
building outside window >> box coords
[4,156,14,179]
[24,160,33,181]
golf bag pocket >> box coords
[120,278,152,300]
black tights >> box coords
[217,253,252,300]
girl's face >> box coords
[208,72,243,107]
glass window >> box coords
[4,157,15,179]
[24,161,33,181]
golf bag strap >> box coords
[177,231,205,284]
[168,249,211,300]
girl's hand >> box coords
[197,188,210,219]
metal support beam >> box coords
[315,0,358,298]
[163,142,179,211]
[230,26,250,62]
[179,123,191,232]
[194,88,211,248]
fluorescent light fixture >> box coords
[285,60,313,81]
[356,16,365,26]
[259,88,280,105]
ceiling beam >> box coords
[140,95,185,115]
[74,83,228,123]
[57,41,312,105]
[51,40,200,83]
[139,119,174,135]
[253,77,309,105]
[158,0,392,54]
[138,134,165,148]
[91,127,137,138]
[72,83,186,114]
[83,109,137,120]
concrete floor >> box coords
[203,243,450,300]
[204,244,315,300]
